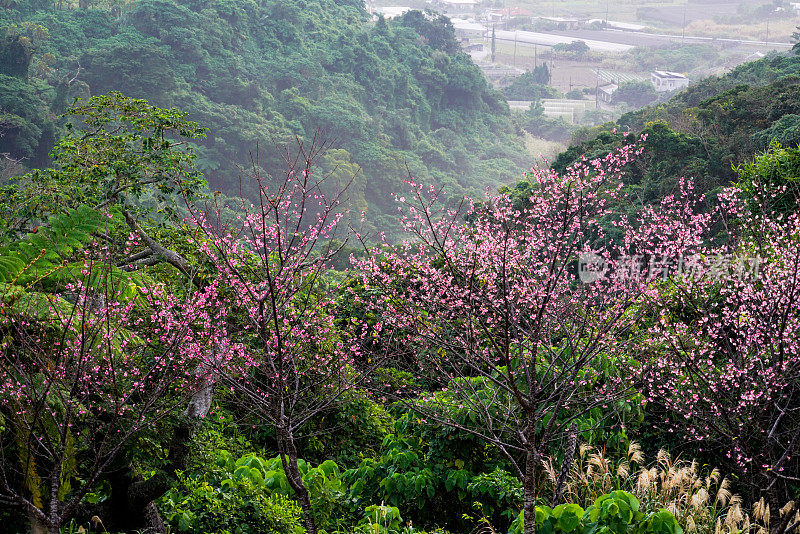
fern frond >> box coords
[0,205,122,286]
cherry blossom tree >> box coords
[355,142,707,534]
[191,138,380,534]
[638,185,800,534]
[0,251,228,534]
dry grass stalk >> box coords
[548,442,779,534]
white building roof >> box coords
[378,6,411,18]
[538,16,584,24]
[599,83,618,95]
[451,19,487,32]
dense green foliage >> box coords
[518,491,683,534]
[501,67,559,101]
[153,401,679,534]
[518,103,573,143]
[0,89,797,534]
[550,53,800,207]
[0,0,527,237]
[623,44,720,74]
[2,2,800,533]
[734,140,800,219]
[551,41,590,60]
[611,81,657,109]
[1,91,207,232]
[161,439,336,534]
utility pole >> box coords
[491,25,496,63]
[534,44,538,68]
[681,6,687,46]
[513,31,517,67]
[766,19,770,46]
[595,69,600,110]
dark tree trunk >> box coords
[101,414,199,533]
[103,465,166,533]
[552,425,577,506]
[523,424,541,534]
[523,449,540,534]
[104,379,214,532]
[277,426,317,534]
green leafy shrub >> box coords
[467,468,523,521]
[303,392,394,467]
[501,69,560,101]
[161,476,305,534]
[517,102,574,142]
[735,140,800,218]
[160,449,347,533]
[343,410,517,532]
[509,491,682,534]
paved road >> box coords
[549,28,793,50]
[494,29,634,53]
[487,27,791,53]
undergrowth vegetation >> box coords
[1,2,800,534]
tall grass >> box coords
[543,443,800,534]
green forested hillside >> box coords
[0,0,526,235]
[546,53,800,207]
[2,6,800,534]
[2,91,798,534]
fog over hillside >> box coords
[2,2,800,534]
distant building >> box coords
[375,6,411,19]
[537,16,584,30]
[597,83,618,103]
[451,19,487,40]
[650,71,690,92]
[540,99,593,123]
[487,7,534,22]
[435,0,478,14]
[480,64,525,86]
